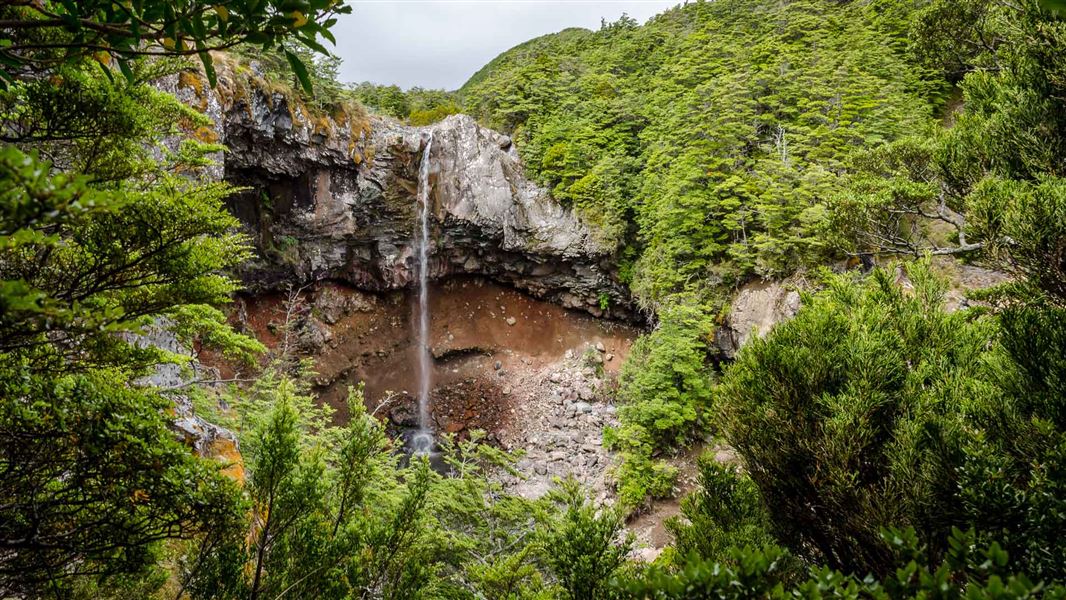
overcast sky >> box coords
[333,1,681,90]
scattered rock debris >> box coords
[204,277,638,504]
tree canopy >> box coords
[0,0,350,91]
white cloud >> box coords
[333,0,681,90]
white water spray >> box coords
[412,134,434,455]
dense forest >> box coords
[1,0,1064,598]
[459,0,1066,518]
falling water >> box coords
[411,134,435,455]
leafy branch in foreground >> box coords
[0,146,254,371]
[0,138,261,595]
[617,528,1065,599]
[0,0,351,91]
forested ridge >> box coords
[458,0,1066,515]
[464,1,928,280]
[1,0,1064,598]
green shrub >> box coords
[608,295,713,508]
[350,82,460,125]
[718,261,1066,578]
[615,528,1065,599]
[718,262,997,573]
[665,459,779,566]
[603,432,677,509]
[539,481,632,600]
[408,102,461,126]
[617,297,714,449]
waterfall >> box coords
[411,135,435,455]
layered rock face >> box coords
[170,71,634,319]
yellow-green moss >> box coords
[177,70,208,112]
[177,51,375,164]
[192,125,220,144]
[312,115,333,137]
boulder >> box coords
[172,396,244,482]
[716,279,802,358]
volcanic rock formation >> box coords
[165,68,634,319]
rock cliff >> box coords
[128,321,244,482]
[166,68,635,319]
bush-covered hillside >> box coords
[459,0,949,504]
[462,0,934,301]
[461,0,1066,518]
[1,0,1064,597]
